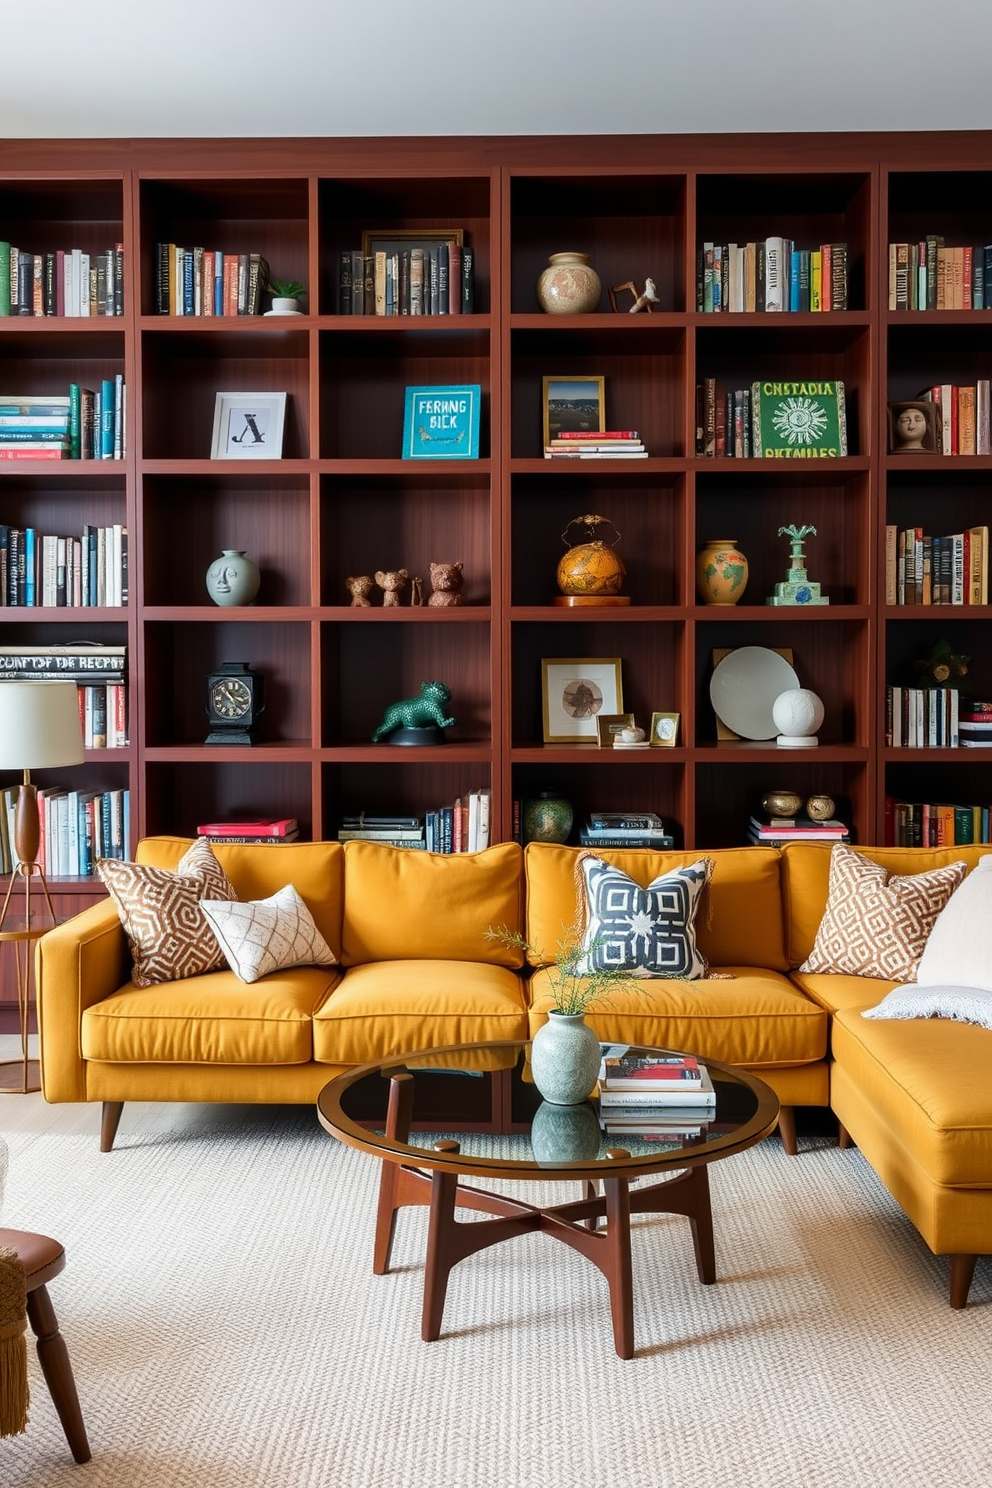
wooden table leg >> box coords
[422,1141,461,1341]
[603,1174,634,1359]
[373,1071,415,1275]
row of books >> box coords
[885,796,991,848]
[543,430,647,460]
[334,793,493,853]
[337,245,475,317]
[0,785,130,878]
[915,382,991,455]
[696,379,849,460]
[886,686,963,749]
[696,240,849,314]
[0,242,124,318]
[885,525,988,607]
[888,239,992,312]
[746,814,849,846]
[0,383,125,463]
[0,522,128,608]
[577,812,674,849]
[197,818,300,844]
[153,246,269,317]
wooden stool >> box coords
[0,1228,90,1464]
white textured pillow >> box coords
[916,855,992,991]
[201,884,337,984]
[863,985,992,1030]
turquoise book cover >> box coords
[403,384,481,459]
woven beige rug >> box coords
[1,1105,990,1488]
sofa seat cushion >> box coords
[527,966,827,1068]
[313,960,528,1064]
[81,967,340,1065]
[789,969,898,1014]
[832,1005,992,1187]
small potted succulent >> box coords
[266,278,307,315]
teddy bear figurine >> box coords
[427,560,464,607]
[345,574,375,607]
[375,568,409,607]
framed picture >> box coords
[211,392,287,459]
[361,229,464,315]
[887,399,940,454]
[542,657,623,743]
[403,384,481,460]
[596,712,634,747]
[361,228,463,259]
[649,711,680,747]
[542,375,606,447]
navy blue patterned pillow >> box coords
[574,853,713,979]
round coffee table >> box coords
[317,1041,779,1359]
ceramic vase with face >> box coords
[536,252,602,315]
[205,550,261,607]
[530,1011,602,1105]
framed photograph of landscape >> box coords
[542,657,623,743]
[542,375,606,447]
[210,392,287,459]
[650,711,681,747]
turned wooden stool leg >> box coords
[26,1284,91,1464]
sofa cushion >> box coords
[525,843,787,972]
[527,965,827,1068]
[863,985,992,1030]
[574,852,711,978]
[788,969,897,1014]
[780,842,992,967]
[313,960,528,1063]
[98,839,238,988]
[81,966,339,1065]
[135,837,345,961]
[202,884,337,984]
[916,855,992,991]
[831,1005,992,1186]
[799,844,967,981]
[340,841,524,967]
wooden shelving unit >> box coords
[3,132,992,1010]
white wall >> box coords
[3,0,991,139]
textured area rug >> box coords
[1,1105,990,1488]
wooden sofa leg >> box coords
[837,1122,854,1149]
[777,1105,797,1156]
[100,1101,124,1153]
[949,1253,978,1310]
[26,1284,92,1464]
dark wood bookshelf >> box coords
[3,130,992,1008]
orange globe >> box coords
[557,540,626,596]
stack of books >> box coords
[337,814,425,849]
[959,701,992,749]
[746,813,849,847]
[597,1048,716,1136]
[197,817,300,845]
[578,812,674,849]
[0,394,71,460]
[544,430,646,460]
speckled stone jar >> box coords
[530,1012,603,1105]
[536,252,602,315]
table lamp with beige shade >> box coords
[0,681,84,1094]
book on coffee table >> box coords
[600,1052,703,1089]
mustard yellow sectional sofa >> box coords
[35,834,992,1307]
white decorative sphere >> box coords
[772,688,825,741]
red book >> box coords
[601,1053,702,1090]
[197,818,298,837]
[555,429,640,440]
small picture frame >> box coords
[649,711,680,747]
[211,392,287,459]
[542,657,623,743]
[403,384,481,460]
[888,399,940,454]
[542,375,606,448]
[596,712,634,747]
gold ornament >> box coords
[556,514,627,598]
[805,794,836,822]
[761,790,803,818]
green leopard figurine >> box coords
[371,680,455,741]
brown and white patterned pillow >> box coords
[201,884,337,984]
[97,838,238,988]
[800,843,968,981]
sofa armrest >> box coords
[35,899,130,1102]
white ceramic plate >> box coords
[709,646,800,740]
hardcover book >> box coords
[751,380,848,458]
[402,384,481,460]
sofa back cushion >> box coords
[780,842,992,968]
[340,841,524,967]
[135,837,344,961]
[524,844,788,971]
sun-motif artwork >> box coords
[770,396,830,446]
[751,380,848,458]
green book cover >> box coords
[69,382,81,458]
[750,379,848,458]
[0,242,9,316]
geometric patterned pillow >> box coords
[96,838,238,988]
[200,884,337,984]
[799,843,968,981]
[573,852,713,979]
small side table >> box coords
[0,924,45,1094]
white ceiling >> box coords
[4,0,992,139]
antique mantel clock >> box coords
[205,661,265,745]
